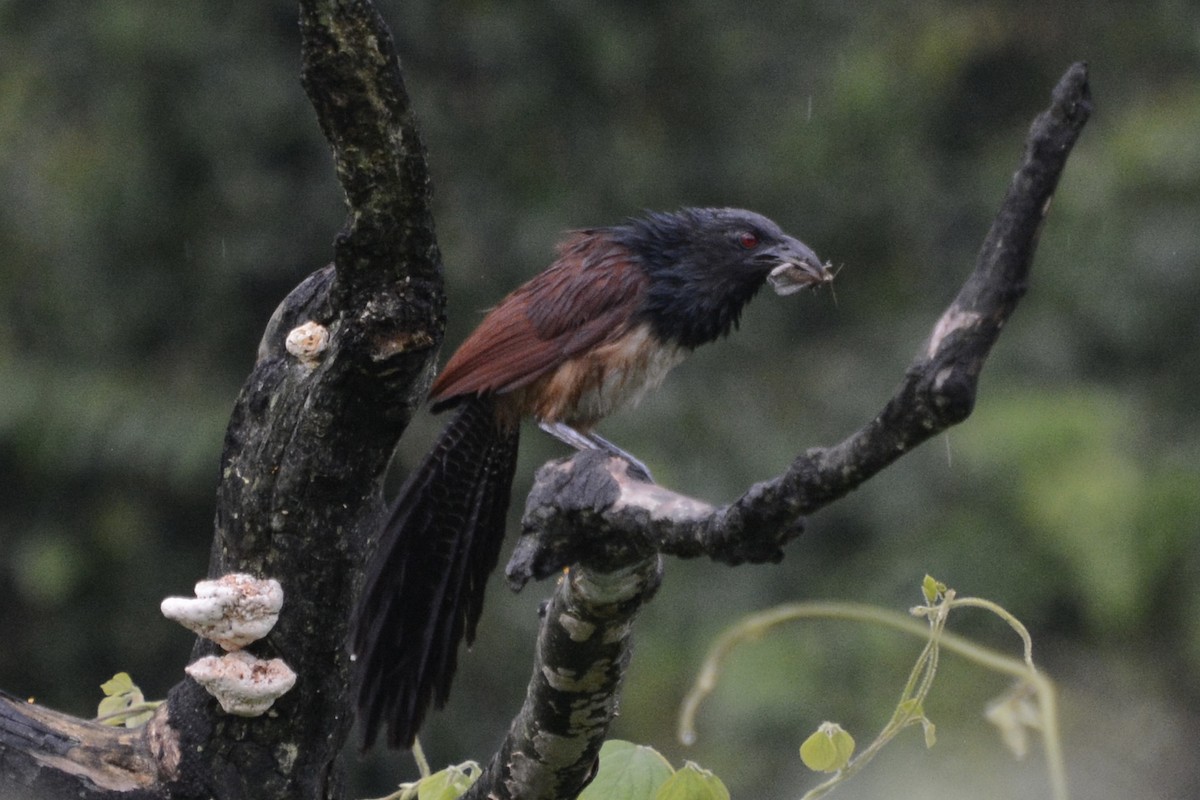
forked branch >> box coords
[474,62,1092,800]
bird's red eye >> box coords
[738,231,759,249]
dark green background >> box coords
[2,1,1197,797]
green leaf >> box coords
[985,683,1041,758]
[800,722,856,773]
[830,727,856,765]
[417,763,479,800]
[653,762,729,800]
[921,575,946,605]
[922,717,937,749]
[579,740,674,800]
[97,693,133,721]
[96,672,148,727]
[123,708,156,727]
[100,672,134,697]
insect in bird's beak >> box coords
[767,258,837,297]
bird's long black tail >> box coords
[353,396,519,749]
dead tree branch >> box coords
[472,63,1092,800]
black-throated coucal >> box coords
[353,207,832,748]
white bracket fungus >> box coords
[163,574,295,716]
[161,573,283,651]
[184,651,297,717]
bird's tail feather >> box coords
[353,396,519,749]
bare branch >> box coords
[298,0,442,294]
[0,691,168,800]
[487,63,1092,800]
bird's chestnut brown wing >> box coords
[429,232,647,407]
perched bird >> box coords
[353,207,831,748]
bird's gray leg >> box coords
[583,431,654,483]
[537,419,594,451]
[537,420,654,482]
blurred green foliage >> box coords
[1,1,1197,798]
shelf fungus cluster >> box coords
[161,573,295,717]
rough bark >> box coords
[465,545,664,800]
[0,691,165,800]
[0,0,442,797]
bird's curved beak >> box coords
[764,236,834,296]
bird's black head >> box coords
[613,207,829,349]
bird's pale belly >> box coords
[506,323,686,430]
